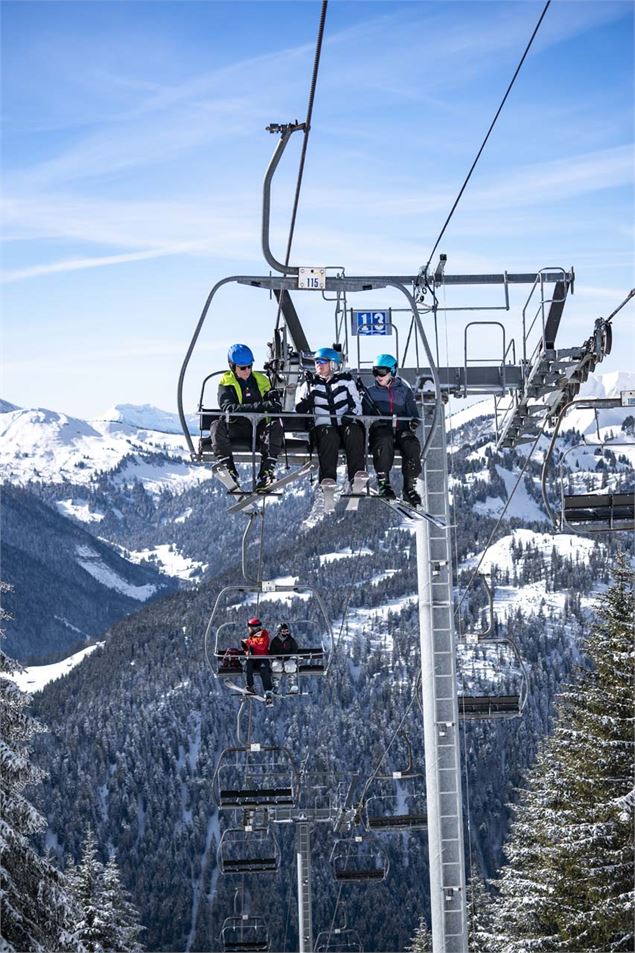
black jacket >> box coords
[270,633,299,656]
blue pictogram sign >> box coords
[351,310,391,336]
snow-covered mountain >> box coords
[99,403,198,434]
[1,484,177,663]
[0,402,206,492]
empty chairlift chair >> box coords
[330,835,389,883]
[457,576,528,721]
[541,393,635,535]
[218,827,281,874]
[221,915,270,953]
[314,929,364,953]
[457,633,528,721]
[362,733,427,832]
[214,744,298,809]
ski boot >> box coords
[377,473,396,500]
[218,456,241,489]
[402,479,422,508]
[264,690,274,708]
[244,684,256,695]
[255,458,276,493]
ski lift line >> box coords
[272,1,329,339]
[456,415,549,613]
[423,0,551,273]
[604,287,635,324]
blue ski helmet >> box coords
[373,354,397,377]
[314,346,342,367]
[228,343,254,368]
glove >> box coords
[304,370,315,384]
[261,399,282,412]
[267,389,282,402]
[409,419,420,432]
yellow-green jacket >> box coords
[217,370,271,412]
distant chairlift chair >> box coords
[457,576,529,721]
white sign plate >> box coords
[298,266,326,290]
[621,390,635,407]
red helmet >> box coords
[247,617,261,628]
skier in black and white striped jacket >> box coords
[295,347,366,485]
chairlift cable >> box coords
[605,287,635,324]
[254,501,268,613]
[423,0,551,272]
[274,0,329,334]
[456,416,550,612]
[326,538,370,673]
[325,883,345,950]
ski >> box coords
[225,681,273,705]
[343,470,369,512]
[319,478,338,516]
[369,489,446,528]
[212,463,243,495]
[227,462,314,515]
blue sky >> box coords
[2,0,633,418]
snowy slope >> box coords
[12,643,104,694]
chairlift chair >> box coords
[221,915,270,953]
[214,744,299,809]
[218,826,281,875]
[362,732,427,832]
[457,576,529,721]
[314,929,364,953]
[205,583,332,691]
[541,393,635,534]
[330,834,389,883]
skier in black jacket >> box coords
[270,623,300,695]
[362,353,422,506]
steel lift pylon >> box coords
[417,400,467,951]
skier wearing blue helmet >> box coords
[295,345,365,487]
[362,353,422,506]
[210,343,283,491]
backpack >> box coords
[218,648,244,674]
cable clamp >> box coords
[266,121,306,135]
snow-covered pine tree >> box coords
[66,830,145,952]
[467,871,497,952]
[66,829,111,952]
[408,916,432,952]
[490,557,634,952]
[0,583,76,952]
[100,857,145,952]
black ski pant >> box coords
[245,658,273,693]
[211,416,283,465]
[313,421,365,482]
[370,425,421,483]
